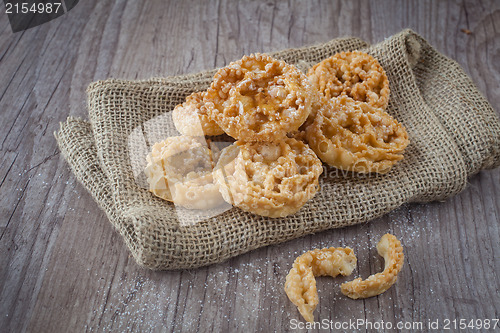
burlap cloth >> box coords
[55,30,500,270]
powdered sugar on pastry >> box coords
[341,233,404,299]
[214,137,322,218]
[172,91,224,136]
[308,51,390,110]
[305,96,409,173]
[204,53,313,142]
[284,247,357,322]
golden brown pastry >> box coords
[308,51,390,110]
[144,136,224,209]
[341,233,404,299]
[305,96,409,173]
[172,91,224,136]
[204,53,313,142]
[284,247,357,322]
[213,137,323,217]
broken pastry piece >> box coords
[284,247,357,322]
[172,91,224,136]
[214,137,323,218]
[305,96,409,173]
[144,135,224,209]
[308,51,390,110]
[204,53,313,142]
[341,233,404,299]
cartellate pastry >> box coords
[305,96,409,173]
[172,91,224,136]
[341,233,404,299]
[204,53,313,142]
[214,137,323,218]
[284,247,357,322]
[308,51,390,110]
[144,135,224,209]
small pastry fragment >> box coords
[204,53,313,142]
[144,135,224,209]
[172,91,224,136]
[341,234,404,299]
[214,137,323,218]
[308,51,390,110]
[284,247,357,322]
[305,96,409,173]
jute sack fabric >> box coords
[55,30,500,270]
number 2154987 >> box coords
[5,2,62,14]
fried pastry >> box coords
[341,234,404,299]
[213,137,323,218]
[308,51,390,110]
[204,53,313,142]
[144,135,224,209]
[284,247,357,322]
[172,91,224,136]
[305,96,409,173]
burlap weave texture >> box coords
[55,30,500,270]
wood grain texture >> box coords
[0,0,498,332]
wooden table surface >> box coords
[1,1,499,332]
